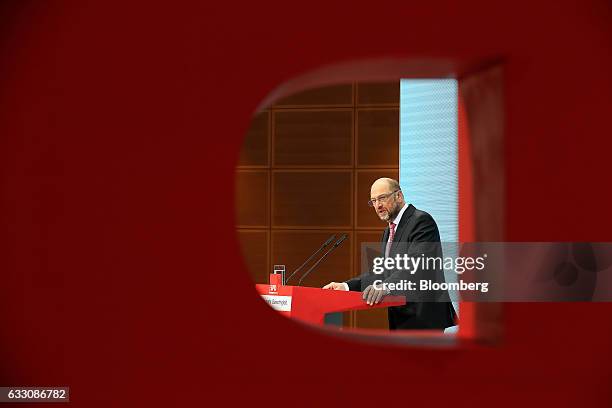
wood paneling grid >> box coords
[236,81,399,328]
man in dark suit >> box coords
[323,177,456,330]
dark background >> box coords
[0,0,610,406]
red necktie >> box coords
[385,222,396,258]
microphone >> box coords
[284,234,336,284]
[297,234,348,286]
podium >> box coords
[256,284,405,325]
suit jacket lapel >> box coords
[381,226,389,254]
[392,204,415,243]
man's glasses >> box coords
[368,190,399,207]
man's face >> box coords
[370,183,402,222]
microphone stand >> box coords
[297,234,347,286]
[284,235,335,285]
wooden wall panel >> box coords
[354,308,390,330]
[273,84,353,107]
[272,170,352,228]
[357,82,400,105]
[355,169,399,229]
[237,230,270,284]
[238,111,269,167]
[236,81,399,330]
[357,109,399,166]
[235,170,269,227]
[274,110,353,166]
[272,230,352,288]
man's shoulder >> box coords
[404,205,441,242]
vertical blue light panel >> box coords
[399,79,457,243]
[400,79,459,318]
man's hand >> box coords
[322,282,347,291]
[362,284,388,306]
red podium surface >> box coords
[255,284,405,325]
